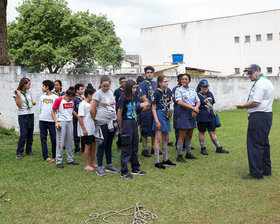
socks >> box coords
[155,148,160,163]
[185,140,191,153]
[162,148,168,161]
[177,142,183,155]
[199,139,205,148]
[212,139,221,148]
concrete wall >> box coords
[141,10,280,76]
[0,66,279,132]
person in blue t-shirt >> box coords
[117,80,150,179]
[196,79,229,155]
[152,75,176,169]
[114,76,127,150]
[139,66,157,157]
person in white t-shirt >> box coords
[13,77,36,159]
[236,64,275,180]
[39,80,58,162]
[77,84,97,171]
[51,86,80,169]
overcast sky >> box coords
[7,0,280,54]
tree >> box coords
[8,0,124,73]
[0,0,10,65]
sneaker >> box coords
[242,174,263,179]
[216,147,229,154]
[75,151,81,155]
[121,172,133,179]
[57,163,64,168]
[96,166,106,176]
[16,155,23,159]
[162,159,176,167]
[201,147,208,155]
[167,142,175,147]
[105,164,119,173]
[185,153,198,159]
[141,150,151,157]
[155,162,166,169]
[67,161,80,165]
[131,169,147,175]
[176,155,187,163]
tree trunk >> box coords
[0,0,10,66]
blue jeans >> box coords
[17,114,34,155]
[97,124,114,166]
[39,121,56,160]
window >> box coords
[267,33,273,40]
[256,34,261,41]
[245,35,250,42]
[234,36,240,43]
[267,67,272,73]
[234,68,240,74]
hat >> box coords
[199,79,209,87]
[244,64,261,73]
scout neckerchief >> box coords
[53,90,63,97]
[131,100,137,121]
[20,90,31,110]
[119,87,124,91]
[145,79,154,99]
[157,88,170,111]
[76,95,83,101]
[247,73,265,102]
[198,91,213,113]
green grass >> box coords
[1,100,280,224]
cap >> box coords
[199,79,209,87]
[244,64,261,73]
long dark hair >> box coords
[65,86,76,97]
[17,77,30,90]
[155,75,167,90]
[122,80,137,102]
[84,83,96,98]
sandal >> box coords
[91,164,98,169]
[50,159,56,162]
[44,158,52,162]
[84,165,94,172]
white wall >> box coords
[141,10,280,76]
[0,66,279,132]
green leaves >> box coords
[8,0,124,73]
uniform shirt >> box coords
[12,90,34,115]
[172,85,180,116]
[247,77,275,113]
[39,93,58,122]
[77,101,95,137]
[175,86,200,106]
[113,87,123,110]
[52,97,74,122]
[139,79,156,102]
[119,97,140,120]
[52,90,65,97]
[73,95,83,124]
[196,91,216,122]
[93,89,116,125]
[152,88,172,111]
[135,86,141,102]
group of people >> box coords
[13,64,274,180]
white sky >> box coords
[7,0,280,54]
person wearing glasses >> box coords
[236,64,274,180]
[196,79,229,155]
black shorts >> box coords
[81,135,96,145]
[197,120,216,132]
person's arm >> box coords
[192,101,201,117]
[117,108,123,134]
[13,90,22,108]
[90,100,98,121]
[177,100,197,111]
[140,101,150,112]
[72,110,78,119]
[31,95,36,106]
[152,104,161,130]
[236,101,260,109]
[77,116,88,136]
[51,109,60,129]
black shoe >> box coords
[185,153,198,159]
[131,169,147,175]
[191,146,195,150]
[201,147,208,155]
[242,174,263,179]
[176,155,187,163]
[167,142,175,147]
[162,159,176,167]
[57,163,64,168]
[121,172,133,179]
[16,154,23,159]
[67,161,80,165]
[141,150,151,157]
[155,162,166,169]
[216,147,229,154]
[151,148,154,154]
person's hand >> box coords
[32,102,36,106]
[191,111,198,117]
[156,121,162,130]
[55,122,61,130]
[83,129,88,136]
[236,104,245,109]
[192,107,199,113]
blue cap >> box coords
[199,79,209,87]
[244,64,261,73]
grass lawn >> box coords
[1,100,280,224]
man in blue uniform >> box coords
[236,64,274,179]
[139,66,157,157]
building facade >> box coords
[141,10,280,76]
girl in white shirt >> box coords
[77,84,97,171]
